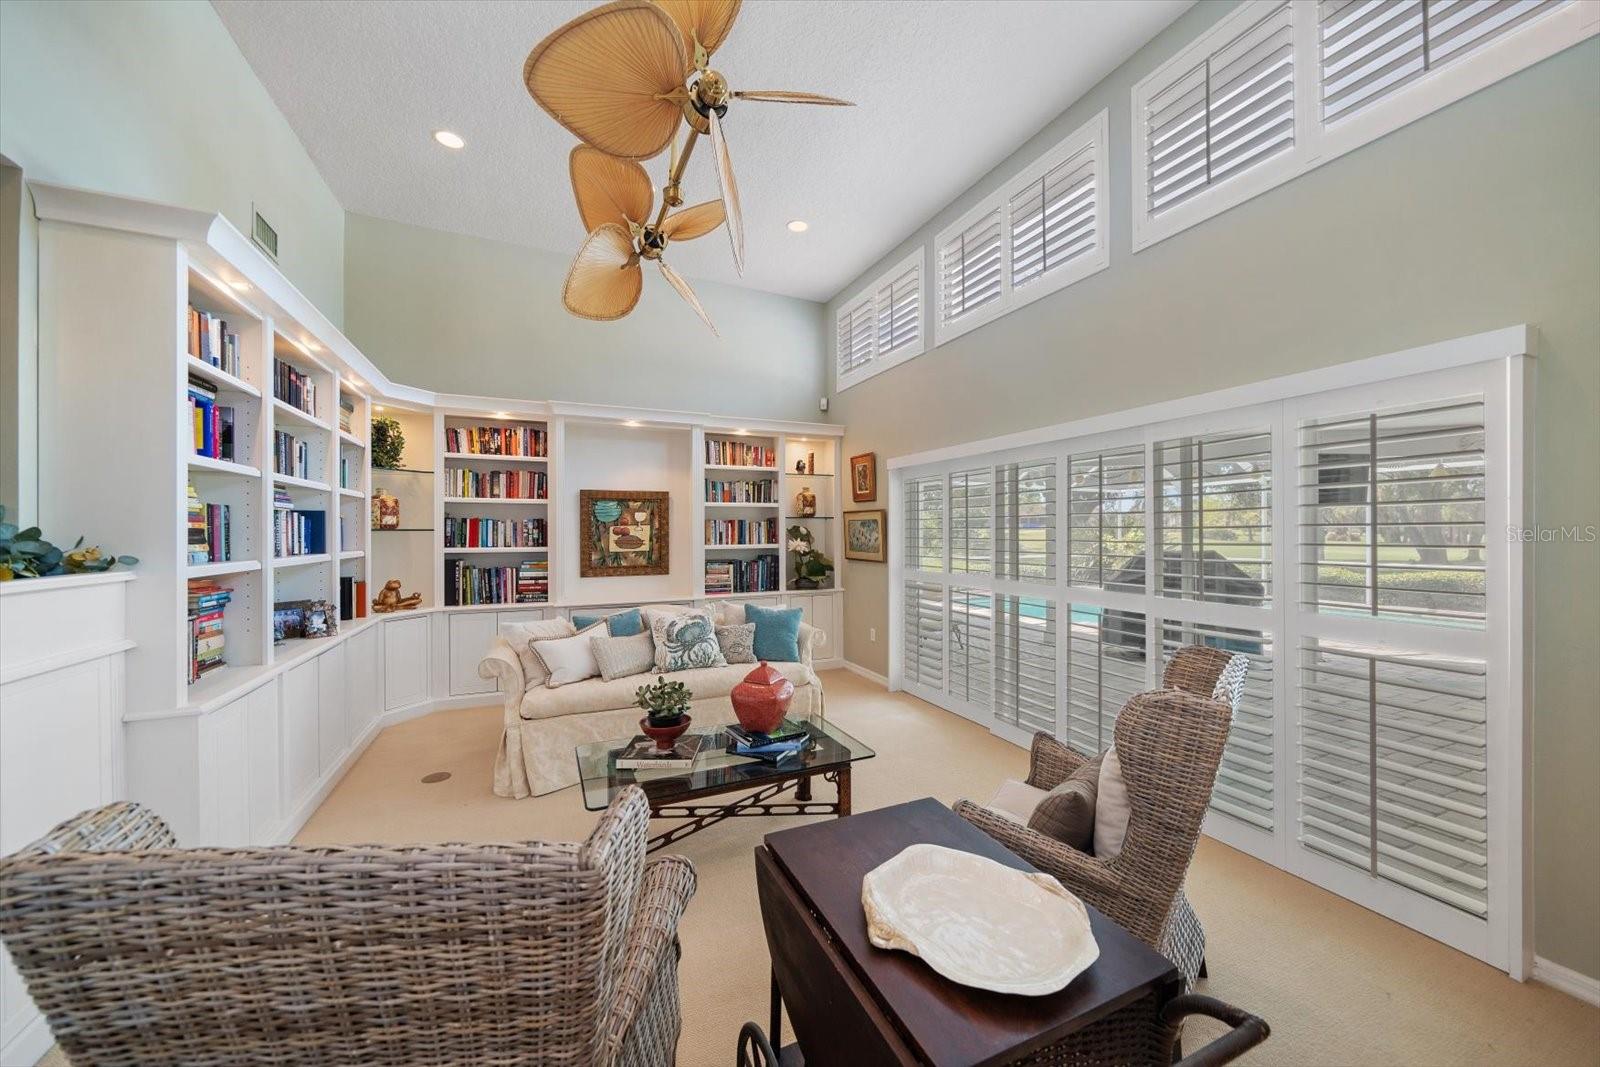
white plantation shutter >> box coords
[996,460,1057,582]
[835,251,925,390]
[902,581,945,690]
[1299,399,1487,624]
[949,589,994,708]
[1161,622,1277,829]
[995,596,1058,734]
[1299,641,1489,915]
[939,207,1004,325]
[1145,2,1296,217]
[905,475,944,571]
[1064,607,1148,753]
[836,298,874,379]
[1067,446,1146,591]
[1157,429,1273,605]
[949,467,993,575]
[1319,0,1569,124]
[875,260,922,358]
[1009,145,1097,291]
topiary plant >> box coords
[0,506,138,580]
[371,415,405,470]
[634,674,692,726]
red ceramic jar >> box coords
[731,662,795,735]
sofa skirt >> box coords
[495,684,822,798]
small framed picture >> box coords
[843,509,886,563]
[850,452,877,502]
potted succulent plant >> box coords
[635,674,693,749]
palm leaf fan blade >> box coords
[708,108,744,274]
[564,224,644,320]
[524,0,688,160]
[653,0,742,60]
[657,260,718,336]
[659,199,725,241]
[731,90,854,106]
[570,146,654,232]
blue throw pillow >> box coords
[571,607,644,637]
[745,604,803,662]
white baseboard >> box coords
[841,660,889,687]
[1532,956,1600,1006]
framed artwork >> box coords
[850,452,877,502]
[580,490,670,577]
[843,509,886,563]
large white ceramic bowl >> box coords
[861,843,1099,996]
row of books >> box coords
[338,576,369,622]
[445,425,547,457]
[705,517,780,545]
[339,454,353,489]
[705,479,775,503]
[339,396,355,434]
[443,558,548,605]
[188,376,236,462]
[274,430,312,480]
[187,305,241,378]
[444,516,547,548]
[187,484,231,564]
[187,581,232,684]
[273,488,327,556]
[444,468,546,500]
[273,358,319,418]
[706,440,774,468]
[704,554,779,595]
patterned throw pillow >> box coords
[716,623,757,664]
[590,631,656,682]
[1027,753,1103,849]
[651,610,726,672]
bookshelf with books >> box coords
[702,432,781,595]
[781,436,839,592]
[440,414,552,606]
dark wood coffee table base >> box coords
[645,766,851,852]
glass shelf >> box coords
[786,514,834,520]
[374,467,435,475]
[373,527,434,533]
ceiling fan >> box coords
[524,0,852,327]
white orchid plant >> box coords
[786,524,835,588]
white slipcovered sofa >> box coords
[480,609,826,798]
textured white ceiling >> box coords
[213,0,1190,302]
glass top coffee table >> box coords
[576,716,875,852]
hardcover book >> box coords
[615,733,707,771]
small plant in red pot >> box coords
[635,675,692,750]
[731,662,795,735]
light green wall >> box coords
[826,6,1600,977]
[343,213,827,421]
[0,0,345,322]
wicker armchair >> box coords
[0,787,693,1067]
[955,685,1233,987]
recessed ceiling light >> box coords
[433,129,465,150]
[304,341,321,352]
[623,420,642,428]
[787,220,808,233]
[493,411,510,419]
[229,280,251,293]
[374,405,385,412]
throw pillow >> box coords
[503,618,577,689]
[1028,753,1104,849]
[1093,746,1132,860]
[651,610,726,672]
[640,603,696,631]
[744,603,804,662]
[716,602,748,626]
[716,622,757,664]
[531,623,604,688]
[986,778,1050,824]
[572,607,645,637]
[590,630,656,682]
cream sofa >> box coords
[480,617,825,798]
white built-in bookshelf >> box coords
[439,413,552,607]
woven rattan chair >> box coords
[955,684,1233,988]
[0,786,692,1067]
[1164,643,1250,712]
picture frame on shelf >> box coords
[580,490,670,577]
[850,452,877,502]
[843,509,886,562]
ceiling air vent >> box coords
[251,205,278,261]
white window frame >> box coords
[834,249,926,392]
[1131,0,1598,252]
[887,324,1532,977]
[934,110,1110,348]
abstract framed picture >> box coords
[580,490,670,577]
[850,451,877,502]
[843,509,886,563]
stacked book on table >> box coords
[615,734,708,771]
[726,719,814,765]
[187,581,232,683]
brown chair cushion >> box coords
[1027,752,1103,849]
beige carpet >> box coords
[284,669,1599,1067]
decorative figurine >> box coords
[794,458,807,475]
[371,578,423,613]
[795,485,817,517]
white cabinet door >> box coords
[245,683,282,844]
[201,695,252,847]
[344,625,380,740]
[449,612,500,696]
[812,594,838,658]
[281,660,320,812]
[383,616,430,711]
[497,609,549,630]
[317,644,348,775]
